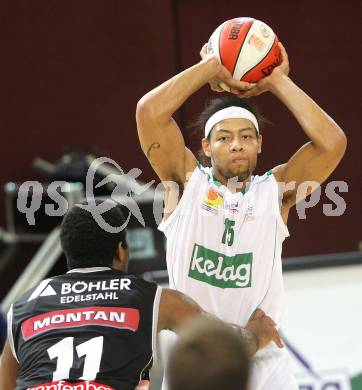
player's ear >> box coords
[114,241,129,271]
[201,137,211,158]
[257,133,262,154]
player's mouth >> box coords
[230,156,248,164]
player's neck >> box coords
[211,168,252,193]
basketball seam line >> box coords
[241,36,277,80]
[231,20,254,78]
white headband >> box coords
[204,106,259,138]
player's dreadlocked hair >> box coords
[60,200,128,269]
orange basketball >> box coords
[207,17,282,83]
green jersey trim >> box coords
[196,163,273,194]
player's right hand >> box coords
[241,42,290,98]
[199,43,253,94]
[245,308,284,350]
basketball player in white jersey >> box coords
[136,43,346,389]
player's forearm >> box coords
[231,325,259,357]
[270,75,347,152]
[137,56,221,123]
[203,316,258,357]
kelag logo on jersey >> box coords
[188,244,252,288]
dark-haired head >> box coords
[168,317,250,390]
[60,200,128,271]
[195,95,267,182]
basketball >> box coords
[207,17,282,85]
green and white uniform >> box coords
[159,164,297,390]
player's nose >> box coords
[230,138,244,151]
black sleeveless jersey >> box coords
[8,267,161,390]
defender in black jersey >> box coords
[0,201,283,390]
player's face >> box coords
[202,118,262,182]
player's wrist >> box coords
[267,73,292,94]
[199,55,222,79]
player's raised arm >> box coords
[243,43,347,208]
[157,288,283,356]
[136,48,252,183]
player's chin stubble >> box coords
[221,164,251,183]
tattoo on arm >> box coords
[146,142,160,159]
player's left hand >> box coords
[241,42,290,98]
[245,308,284,350]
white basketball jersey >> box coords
[159,164,298,390]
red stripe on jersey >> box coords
[21,306,140,340]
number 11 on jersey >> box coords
[47,336,104,381]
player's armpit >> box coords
[0,338,20,389]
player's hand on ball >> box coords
[245,308,284,350]
[242,42,290,98]
[199,43,253,94]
